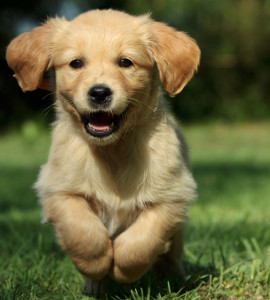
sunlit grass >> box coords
[0,122,269,299]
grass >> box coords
[0,122,270,299]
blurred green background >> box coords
[0,0,270,130]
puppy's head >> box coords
[6,9,200,145]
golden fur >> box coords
[6,9,200,293]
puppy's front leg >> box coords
[110,202,185,283]
[43,195,113,280]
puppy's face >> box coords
[51,11,156,143]
[6,10,200,145]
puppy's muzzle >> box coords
[88,85,112,109]
[81,85,130,139]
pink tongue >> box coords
[89,112,113,131]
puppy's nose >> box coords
[88,85,112,105]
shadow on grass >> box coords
[85,261,218,299]
[193,162,270,201]
[0,165,39,211]
[193,162,270,178]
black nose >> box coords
[88,85,112,105]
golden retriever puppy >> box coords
[6,9,200,294]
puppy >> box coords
[6,9,200,294]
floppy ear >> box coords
[151,22,200,97]
[6,22,53,92]
[6,18,67,92]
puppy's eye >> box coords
[69,59,83,69]
[118,58,133,68]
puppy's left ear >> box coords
[6,17,67,92]
[6,23,53,92]
[151,22,200,97]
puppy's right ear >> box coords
[151,22,200,97]
[6,18,66,92]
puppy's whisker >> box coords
[41,92,55,101]
[128,97,156,113]
[130,90,156,101]
[40,92,56,117]
[42,103,56,117]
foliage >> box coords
[0,0,270,130]
[0,123,270,299]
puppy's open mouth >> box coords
[81,107,129,138]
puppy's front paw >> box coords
[110,241,149,283]
[110,234,167,283]
[69,236,113,280]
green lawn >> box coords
[0,122,269,299]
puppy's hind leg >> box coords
[153,225,187,280]
[83,277,106,297]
